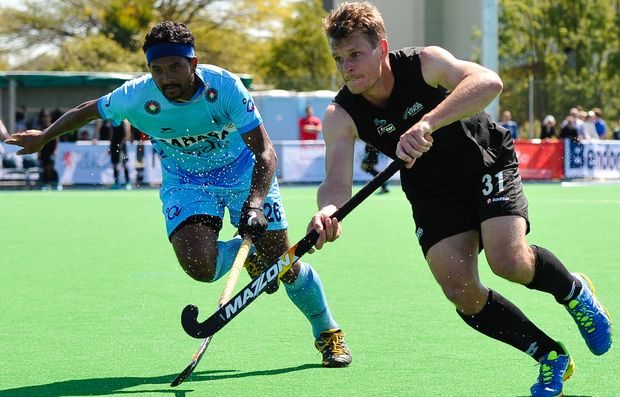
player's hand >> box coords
[238,204,268,241]
[4,130,46,155]
[396,120,434,168]
[307,205,341,253]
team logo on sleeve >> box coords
[243,97,255,112]
[144,100,161,115]
[205,87,218,103]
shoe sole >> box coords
[322,359,351,368]
[574,272,613,354]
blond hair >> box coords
[323,2,387,48]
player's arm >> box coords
[239,123,276,240]
[418,45,503,130]
[6,99,102,155]
[241,123,276,207]
[310,102,357,250]
[395,46,503,168]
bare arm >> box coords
[310,102,357,250]
[395,46,503,168]
[419,46,503,129]
[241,124,277,208]
[6,99,101,154]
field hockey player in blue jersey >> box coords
[6,20,351,368]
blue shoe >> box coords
[565,273,612,355]
[530,345,575,397]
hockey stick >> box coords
[170,237,253,387]
[181,158,405,339]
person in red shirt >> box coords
[298,105,322,140]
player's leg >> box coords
[361,159,388,192]
[481,166,612,357]
[414,183,571,396]
[229,179,351,367]
[163,186,250,283]
[258,229,351,367]
[121,144,130,189]
[110,144,121,187]
[426,233,573,397]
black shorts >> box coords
[362,145,379,165]
[410,163,529,257]
[110,142,128,164]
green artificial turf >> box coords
[1,183,618,396]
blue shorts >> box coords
[160,177,288,237]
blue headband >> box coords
[145,43,195,64]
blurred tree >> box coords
[499,0,620,126]
[101,0,155,51]
[0,0,290,80]
[259,0,337,90]
[54,36,145,72]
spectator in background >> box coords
[15,106,28,132]
[298,105,322,141]
[131,125,148,186]
[360,143,389,194]
[78,130,91,140]
[37,110,61,191]
[613,120,620,140]
[559,114,579,142]
[540,115,558,140]
[591,108,607,139]
[561,108,584,137]
[500,110,519,139]
[95,119,132,189]
[581,111,599,141]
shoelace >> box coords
[537,356,565,385]
[568,298,597,333]
[318,332,347,355]
[538,362,555,385]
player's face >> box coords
[149,56,197,101]
[330,32,384,95]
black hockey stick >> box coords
[181,158,405,339]
[170,237,252,387]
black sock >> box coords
[458,290,564,361]
[525,245,581,304]
[365,168,379,177]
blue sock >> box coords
[284,262,339,338]
[212,236,255,282]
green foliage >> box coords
[258,0,337,90]
[499,0,620,124]
[54,36,146,72]
[101,0,155,51]
[0,0,285,79]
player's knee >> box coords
[177,257,217,282]
[440,282,485,313]
[442,284,468,305]
[487,249,531,282]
